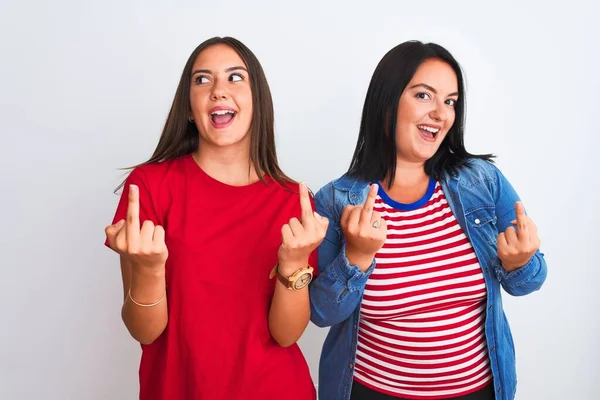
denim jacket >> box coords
[309,159,547,400]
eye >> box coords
[445,98,457,107]
[194,75,210,84]
[229,73,244,82]
[416,92,431,101]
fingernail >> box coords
[130,184,138,194]
[516,201,523,208]
[116,219,125,227]
[371,184,378,192]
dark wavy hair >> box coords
[348,40,494,184]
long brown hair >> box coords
[116,36,293,191]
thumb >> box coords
[105,219,125,247]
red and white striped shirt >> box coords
[353,181,492,399]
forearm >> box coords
[497,251,547,296]
[122,265,168,345]
[310,245,374,327]
[268,280,310,347]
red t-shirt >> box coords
[107,155,317,400]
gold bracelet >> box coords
[128,288,166,307]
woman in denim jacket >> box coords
[309,41,547,400]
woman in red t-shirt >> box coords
[104,36,327,400]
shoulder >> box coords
[454,158,503,184]
[132,156,187,178]
[314,173,371,216]
[315,174,366,198]
[314,175,345,207]
[451,158,518,204]
[257,179,303,208]
[125,156,188,195]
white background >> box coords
[1,1,598,399]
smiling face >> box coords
[189,44,253,150]
[395,58,459,164]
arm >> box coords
[309,183,385,327]
[120,255,168,345]
[268,183,327,347]
[268,259,312,347]
[105,180,169,345]
[491,165,547,296]
[309,242,374,327]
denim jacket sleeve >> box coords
[487,162,548,296]
[309,183,375,327]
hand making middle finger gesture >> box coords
[105,184,168,270]
[341,184,387,271]
[278,183,329,275]
[497,201,540,272]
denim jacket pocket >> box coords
[465,205,498,246]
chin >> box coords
[410,151,436,162]
[211,132,250,148]
[212,137,247,148]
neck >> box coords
[385,159,428,190]
[382,159,430,204]
[194,139,258,186]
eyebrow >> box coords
[191,66,248,75]
[409,83,459,97]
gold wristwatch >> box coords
[269,263,314,290]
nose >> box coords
[429,99,448,122]
[211,80,228,101]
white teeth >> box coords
[418,125,440,134]
[211,110,235,115]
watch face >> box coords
[293,272,312,290]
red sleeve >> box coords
[309,248,319,278]
[104,167,160,248]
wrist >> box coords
[131,264,165,287]
[345,247,375,272]
[131,261,165,275]
[277,259,309,277]
[129,268,166,305]
[502,261,525,272]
